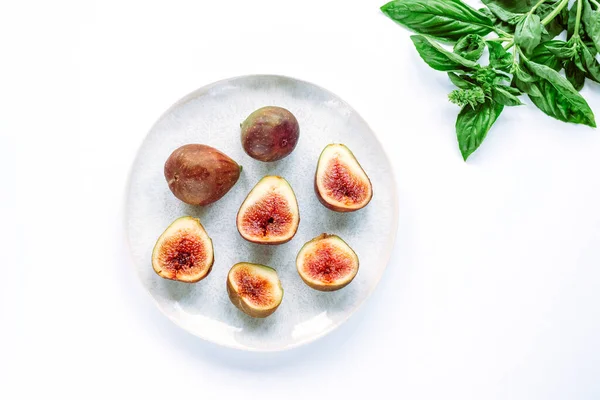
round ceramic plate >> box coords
[126,75,398,351]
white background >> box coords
[2,0,600,398]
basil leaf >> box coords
[454,34,485,61]
[567,2,576,38]
[573,50,586,72]
[533,40,577,60]
[492,85,524,106]
[456,99,504,160]
[448,72,476,89]
[410,35,479,71]
[479,7,517,34]
[502,85,523,95]
[583,0,600,53]
[586,40,599,56]
[565,60,586,91]
[513,62,538,82]
[582,49,600,82]
[492,70,512,84]
[482,0,537,13]
[524,60,596,127]
[486,3,523,23]
[487,41,514,71]
[573,38,600,83]
[515,14,543,54]
[530,41,564,70]
[381,0,493,42]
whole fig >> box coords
[164,144,241,206]
[240,106,299,162]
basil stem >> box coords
[529,0,548,14]
[573,0,583,39]
[541,0,569,25]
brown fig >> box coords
[227,262,284,318]
[164,144,241,206]
[236,176,300,244]
[314,144,372,212]
[241,106,300,162]
[152,216,214,283]
[296,233,359,291]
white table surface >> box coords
[2,0,600,398]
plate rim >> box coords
[124,73,400,352]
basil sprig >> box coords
[382,0,599,160]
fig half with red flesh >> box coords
[151,216,214,283]
[296,233,359,291]
[315,144,373,212]
[227,263,284,318]
[236,175,300,244]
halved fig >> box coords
[227,262,284,318]
[236,175,300,244]
[296,233,359,291]
[151,216,214,283]
[314,144,373,212]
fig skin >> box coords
[241,106,300,162]
[236,175,300,245]
[164,144,241,206]
[296,233,359,291]
[314,144,373,213]
[151,216,214,283]
[227,263,284,318]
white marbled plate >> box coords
[125,75,398,351]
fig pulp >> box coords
[314,144,373,212]
[236,176,300,244]
[227,262,284,318]
[164,144,241,206]
[296,233,359,291]
[240,106,300,162]
[152,216,214,283]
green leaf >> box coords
[548,40,578,58]
[479,7,517,34]
[410,35,479,71]
[453,34,485,61]
[523,59,596,127]
[530,41,564,70]
[567,2,577,38]
[515,14,543,54]
[581,46,600,82]
[565,60,586,90]
[381,0,493,42]
[487,41,514,71]
[456,99,504,160]
[448,72,476,89]
[486,3,524,23]
[492,85,524,106]
[573,37,600,83]
[513,62,538,82]
[482,0,537,13]
[582,0,600,52]
[473,67,507,85]
[502,85,523,95]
